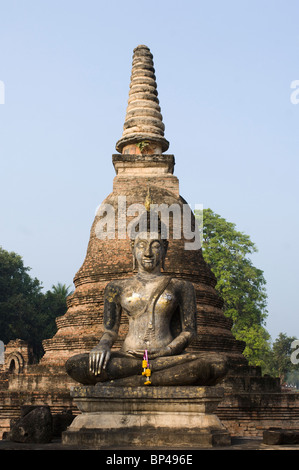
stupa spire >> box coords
[115,45,169,154]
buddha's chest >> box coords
[120,285,177,317]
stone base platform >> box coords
[62,385,231,448]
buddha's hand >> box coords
[127,346,172,359]
[89,343,111,376]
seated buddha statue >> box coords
[65,211,227,386]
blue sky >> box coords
[0,0,298,342]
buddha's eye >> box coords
[137,241,146,248]
[151,241,161,249]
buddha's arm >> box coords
[166,281,197,355]
[89,283,121,375]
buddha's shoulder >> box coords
[169,277,195,292]
[104,277,135,293]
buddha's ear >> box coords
[130,240,136,271]
[161,240,168,271]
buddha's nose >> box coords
[144,244,153,257]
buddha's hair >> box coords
[129,209,168,251]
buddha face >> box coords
[133,232,165,273]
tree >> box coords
[51,282,73,299]
[264,333,298,382]
[0,247,43,347]
[195,208,271,367]
[36,283,73,348]
[0,247,70,358]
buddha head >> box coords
[130,209,168,273]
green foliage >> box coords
[0,247,71,358]
[236,324,272,368]
[34,284,73,354]
[0,247,42,346]
[196,208,271,367]
[136,141,150,153]
[51,282,73,298]
[264,333,298,381]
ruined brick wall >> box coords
[218,391,299,437]
[2,340,35,373]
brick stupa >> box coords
[2,45,298,440]
[41,45,246,370]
